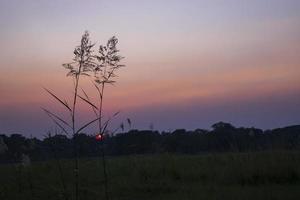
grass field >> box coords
[1,151,300,200]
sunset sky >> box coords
[0,0,300,137]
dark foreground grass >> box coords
[1,151,300,200]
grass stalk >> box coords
[47,134,69,200]
[98,82,110,200]
[72,74,81,200]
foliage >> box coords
[42,31,125,200]
[1,122,300,162]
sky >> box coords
[0,0,300,137]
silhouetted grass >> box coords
[43,31,125,200]
[1,151,300,200]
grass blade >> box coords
[113,111,120,117]
[43,87,72,112]
[76,117,102,134]
[92,82,102,99]
[41,108,71,128]
[42,108,69,135]
[81,88,98,117]
[77,94,98,110]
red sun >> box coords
[95,134,103,141]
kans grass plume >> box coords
[43,31,125,200]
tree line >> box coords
[1,122,300,163]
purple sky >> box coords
[0,0,300,137]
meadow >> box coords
[1,151,300,200]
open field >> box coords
[1,151,300,200]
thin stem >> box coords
[100,140,109,200]
[98,82,109,200]
[72,59,83,200]
[49,138,69,200]
[72,74,80,135]
[96,65,110,199]
[98,82,105,133]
